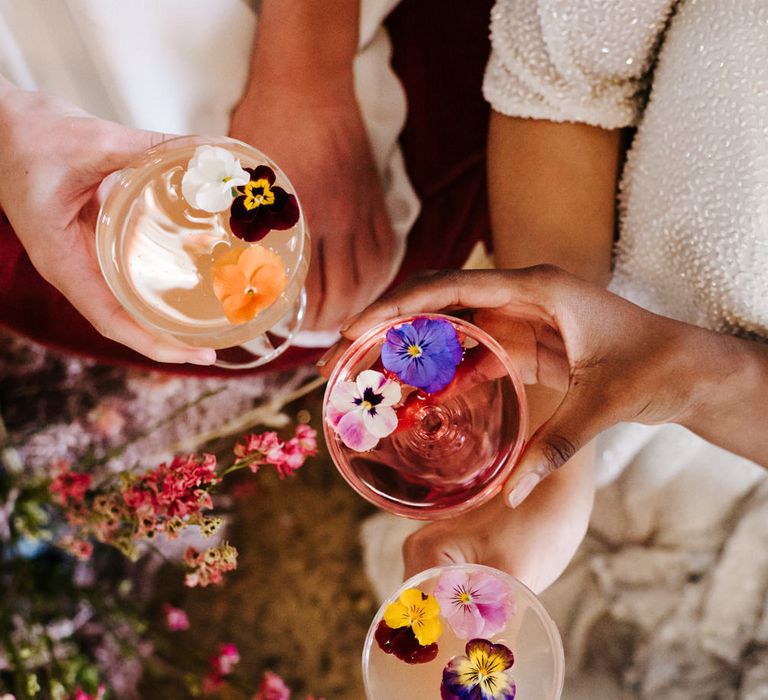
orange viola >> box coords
[212,245,287,324]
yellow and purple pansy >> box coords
[441,638,517,700]
[375,587,443,664]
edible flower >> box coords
[441,638,516,700]
[382,317,463,393]
[230,166,300,242]
[212,245,287,324]
[182,145,250,213]
[374,620,439,665]
[326,369,401,451]
[434,570,515,639]
[383,587,442,646]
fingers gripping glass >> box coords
[96,136,309,369]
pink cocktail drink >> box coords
[323,314,528,519]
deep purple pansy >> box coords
[229,165,300,242]
[381,317,463,393]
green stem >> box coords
[217,458,256,479]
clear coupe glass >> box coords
[323,314,528,519]
[363,563,564,700]
[96,135,309,369]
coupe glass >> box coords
[323,314,528,519]
[363,563,564,700]
[96,135,309,369]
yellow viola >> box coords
[383,587,442,646]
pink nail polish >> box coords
[507,472,541,508]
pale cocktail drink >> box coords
[97,136,308,364]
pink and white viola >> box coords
[326,370,401,452]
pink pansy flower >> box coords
[434,570,516,639]
[252,671,291,700]
[163,604,190,631]
[327,370,401,451]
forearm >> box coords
[679,326,768,467]
[244,0,359,98]
[488,113,621,285]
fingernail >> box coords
[507,472,541,509]
[190,349,216,366]
[339,312,361,335]
[315,345,336,368]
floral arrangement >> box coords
[374,569,517,700]
[50,424,317,588]
[326,317,465,451]
[0,417,320,699]
[180,145,300,325]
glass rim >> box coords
[322,312,529,520]
[362,562,565,700]
[95,134,309,343]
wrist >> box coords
[675,325,763,432]
[250,0,358,93]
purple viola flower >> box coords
[441,638,516,700]
[381,317,463,393]
[229,165,300,242]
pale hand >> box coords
[0,87,216,365]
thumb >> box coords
[503,384,606,509]
[402,526,476,581]
[98,126,177,174]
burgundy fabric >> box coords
[0,0,493,375]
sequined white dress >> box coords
[483,1,768,697]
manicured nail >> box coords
[340,312,361,335]
[507,472,541,508]
[315,345,336,368]
[190,349,217,366]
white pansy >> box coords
[328,369,401,452]
[181,145,250,213]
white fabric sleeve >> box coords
[483,0,676,129]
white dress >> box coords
[0,0,420,347]
[484,1,768,697]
